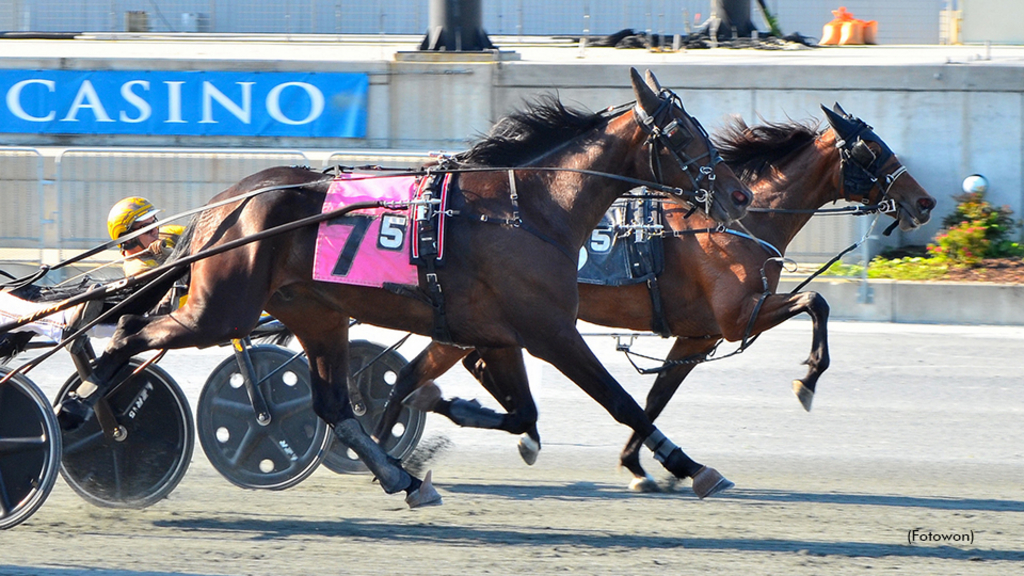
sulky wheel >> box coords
[322,340,425,474]
[57,358,194,509]
[197,344,329,490]
[0,367,61,530]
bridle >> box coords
[632,89,724,216]
[835,118,908,213]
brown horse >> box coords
[385,103,937,492]
[55,68,752,507]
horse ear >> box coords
[631,67,662,116]
[833,102,851,118]
[644,69,663,93]
[821,103,858,138]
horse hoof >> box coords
[792,380,814,412]
[691,466,734,499]
[628,474,660,493]
[405,470,443,508]
[517,434,540,465]
[403,381,442,412]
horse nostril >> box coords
[732,190,751,206]
[918,197,936,212]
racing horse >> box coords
[384,103,937,491]
[56,68,752,506]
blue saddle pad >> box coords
[578,199,664,286]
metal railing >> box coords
[0,145,869,283]
[0,1,942,44]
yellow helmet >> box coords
[107,196,160,241]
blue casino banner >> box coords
[0,70,368,138]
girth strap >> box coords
[646,276,672,338]
[413,173,454,345]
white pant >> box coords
[0,291,71,342]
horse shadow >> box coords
[440,482,1024,513]
[150,513,1024,562]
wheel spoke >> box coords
[226,424,263,468]
[270,396,314,419]
[62,429,107,456]
[0,436,46,455]
[210,396,264,419]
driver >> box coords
[0,196,183,348]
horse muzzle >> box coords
[897,196,936,231]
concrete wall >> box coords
[382,53,1024,250]
[2,40,1022,257]
[778,277,1024,324]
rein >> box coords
[0,199,403,382]
[616,147,905,375]
[0,178,322,290]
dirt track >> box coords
[2,321,1023,575]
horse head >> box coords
[822,103,936,231]
[629,68,752,225]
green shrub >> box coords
[820,189,1020,281]
[825,257,948,281]
[940,191,1023,258]
[927,220,989,266]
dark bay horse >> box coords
[56,68,752,506]
[387,103,937,492]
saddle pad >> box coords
[313,174,419,288]
[578,199,664,286]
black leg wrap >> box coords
[334,418,412,494]
[448,398,506,429]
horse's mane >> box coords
[713,117,820,183]
[456,95,606,167]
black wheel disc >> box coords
[0,367,61,530]
[197,345,328,490]
[58,359,194,509]
[322,340,425,474]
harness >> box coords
[402,90,728,346]
[618,113,916,374]
[633,90,723,218]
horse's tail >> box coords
[0,331,34,365]
[165,214,198,267]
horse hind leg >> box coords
[405,347,542,465]
[57,309,222,430]
[299,327,442,508]
[373,342,468,441]
[462,348,541,465]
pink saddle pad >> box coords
[313,174,419,288]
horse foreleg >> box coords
[373,342,468,441]
[723,291,830,412]
[525,326,732,498]
[620,337,718,492]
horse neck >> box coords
[743,132,842,252]
[522,115,644,250]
